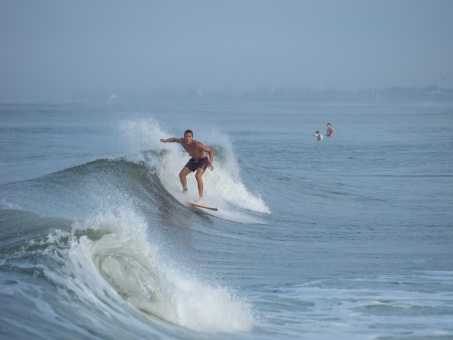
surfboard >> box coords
[187,201,218,211]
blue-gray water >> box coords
[1,102,453,339]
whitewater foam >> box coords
[68,208,256,333]
[119,118,269,212]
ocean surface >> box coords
[1,102,452,339]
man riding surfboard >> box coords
[160,129,214,202]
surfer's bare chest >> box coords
[182,141,205,159]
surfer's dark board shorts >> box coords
[185,157,210,172]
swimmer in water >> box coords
[326,123,335,137]
[314,131,323,141]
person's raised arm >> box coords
[160,137,178,143]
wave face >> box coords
[0,119,268,338]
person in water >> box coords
[160,130,214,201]
[314,131,323,141]
[326,123,335,137]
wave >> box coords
[1,210,255,336]
[0,119,270,336]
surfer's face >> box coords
[184,133,193,144]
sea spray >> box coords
[69,208,256,333]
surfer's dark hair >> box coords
[184,129,193,137]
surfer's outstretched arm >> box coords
[160,137,183,143]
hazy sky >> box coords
[1,0,452,102]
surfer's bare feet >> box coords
[195,196,203,202]
[182,188,188,194]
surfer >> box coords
[326,123,335,137]
[314,131,323,141]
[160,130,214,201]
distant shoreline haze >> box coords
[68,86,453,104]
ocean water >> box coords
[1,102,452,339]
